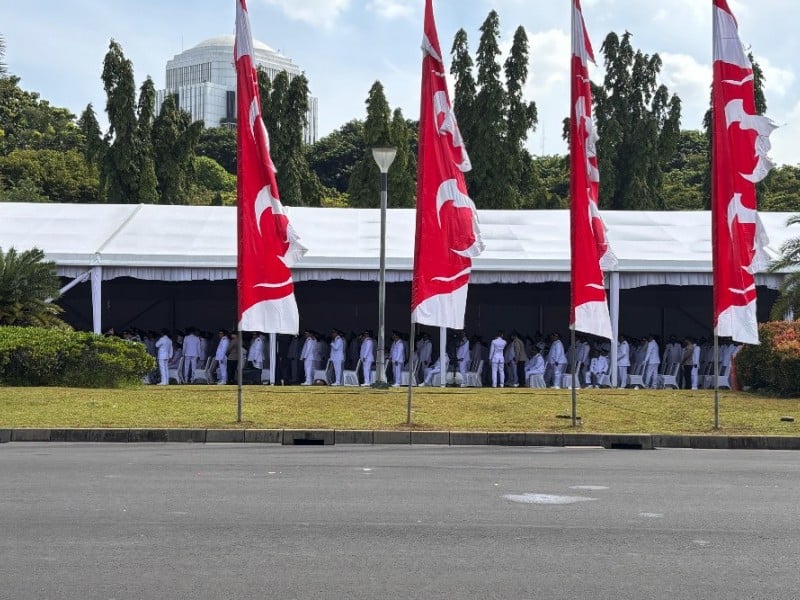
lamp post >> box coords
[372,146,397,386]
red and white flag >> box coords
[411,0,484,329]
[235,0,306,334]
[712,0,775,344]
[569,0,615,340]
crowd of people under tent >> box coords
[105,326,742,391]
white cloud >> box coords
[755,57,795,97]
[769,99,800,167]
[262,0,351,27]
[367,0,414,20]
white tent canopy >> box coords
[1,202,796,289]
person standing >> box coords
[456,332,470,387]
[390,332,405,387]
[489,331,507,388]
[300,330,317,386]
[681,337,695,390]
[617,334,630,389]
[643,334,661,389]
[226,333,241,385]
[547,332,567,389]
[214,330,230,385]
[155,329,173,386]
[360,330,375,386]
[330,329,345,386]
[287,335,300,384]
[181,327,201,383]
[248,332,265,370]
[691,341,701,390]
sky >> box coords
[2,0,799,165]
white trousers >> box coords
[491,361,504,387]
[393,362,402,385]
[618,366,629,389]
[362,360,374,385]
[183,356,198,382]
[553,363,566,388]
[304,358,314,384]
[158,359,170,385]
[644,364,659,388]
[459,359,468,383]
[691,366,699,389]
[216,357,227,384]
[332,360,343,385]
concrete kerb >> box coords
[1,428,799,449]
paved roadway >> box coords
[1,444,798,600]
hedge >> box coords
[736,321,800,397]
[0,326,155,388]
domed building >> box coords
[156,35,318,143]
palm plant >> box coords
[0,247,65,327]
[769,214,800,320]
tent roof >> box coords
[1,202,796,276]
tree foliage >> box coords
[0,149,100,203]
[197,127,236,174]
[769,214,800,320]
[347,81,393,208]
[0,247,65,328]
[152,94,202,205]
[136,77,159,204]
[592,31,682,210]
[307,119,365,194]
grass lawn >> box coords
[0,386,798,435]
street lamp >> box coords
[371,146,397,386]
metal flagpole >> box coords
[713,333,720,430]
[237,328,244,423]
[407,321,416,425]
[571,327,578,428]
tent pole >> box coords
[91,266,102,335]
[237,327,244,423]
[610,271,620,387]
[571,327,578,428]
[713,333,720,430]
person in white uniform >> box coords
[617,334,630,389]
[585,350,609,388]
[329,329,345,386]
[155,329,173,385]
[360,330,375,386]
[300,330,317,386]
[524,348,546,387]
[455,332,470,387]
[181,328,201,383]
[214,330,230,385]
[247,332,265,370]
[691,342,701,390]
[419,355,449,386]
[546,332,567,389]
[489,331,507,388]
[390,332,405,387]
[643,334,661,389]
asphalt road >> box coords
[1,444,798,600]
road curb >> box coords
[0,428,798,449]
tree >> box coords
[0,247,65,328]
[152,94,202,204]
[136,77,159,204]
[388,108,416,207]
[761,165,800,212]
[526,155,569,209]
[592,31,682,210]
[0,149,100,203]
[769,214,800,320]
[197,127,236,174]
[101,39,141,203]
[347,81,392,208]
[450,28,477,155]
[504,26,538,204]
[470,11,515,209]
[77,104,107,182]
[307,119,365,194]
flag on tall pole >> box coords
[569,0,615,340]
[411,0,484,330]
[235,0,306,334]
[712,0,775,344]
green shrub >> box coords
[0,326,155,388]
[736,321,800,397]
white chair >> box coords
[168,357,184,385]
[401,360,419,386]
[343,359,361,386]
[527,373,546,388]
[464,360,484,387]
[260,368,273,385]
[562,361,583,389]
[627,363,645,388]
[313,360,332,384]
[658,362,680,389]
[191,358,212,384]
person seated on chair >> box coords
[585,349,609,388]
[524,347,546,383]
[419,355,449,387]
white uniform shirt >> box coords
[182,334,201,359]
[618,341,630,367]
[489,338,507,364]
[156,335,173,360]
[247,336,265,363]
[360,337,375,362]
[330,336,345,362]
[590,356,609,375]
[547,340,567,366]
[457,339,470,362]
[390,339,405,363]
[644,340,660,365]
[300,337,317,361]
[417,339,432,365]
[215,337,229,361]
[525,354,545,375]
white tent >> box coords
[1,202,795,365]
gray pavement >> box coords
[1,444,798,599]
